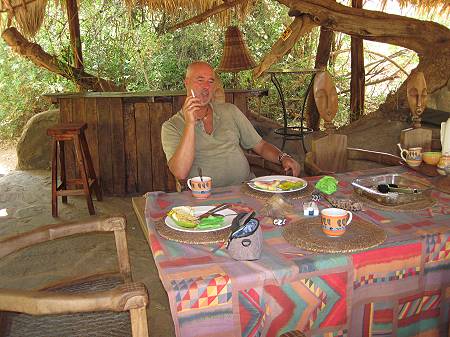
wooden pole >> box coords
[306,26,334,130]
[66,0,83,71]
[350,0,364,121]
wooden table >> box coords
[132,166,450,337]
[132,197,149,244]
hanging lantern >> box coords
[216,26,256,73]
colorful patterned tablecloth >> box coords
[144,167,450,337]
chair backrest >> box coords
[0,216,149,337]
[311,133,348,173]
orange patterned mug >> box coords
[321,208,352,237]
[187,176,212,199]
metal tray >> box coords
[351,173,431,205]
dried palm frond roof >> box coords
[0,0,448,38]
[0,0,48,38]
[125,0,253,24]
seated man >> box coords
[161,61,301,187]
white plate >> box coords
[248,175,308,193]
[165,206,237,233]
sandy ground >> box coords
[0,145,175,336]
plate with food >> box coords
[165,206,237,233]
[247,175,307,193]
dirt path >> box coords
[0,143,17,176]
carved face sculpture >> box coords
[407,71,427,118]
[313,72,338,123]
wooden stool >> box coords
[47,123,102,217]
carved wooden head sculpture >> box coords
[313,71,338,126]
[407,71,427,128]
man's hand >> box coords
[182,95,202,124]
[281,156,301,177]
[252,140,302,177]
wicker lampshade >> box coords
[216,26,256,73]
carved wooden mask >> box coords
[313,71,338,122]
[407,71,427,118]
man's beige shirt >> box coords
[161,102,262,187]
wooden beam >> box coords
[350,0,364,121]
[66,0,83,71]
[283,0,450,55]
[167,0,246,32]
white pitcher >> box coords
[441,117,450,155]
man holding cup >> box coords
[161,61,301,188]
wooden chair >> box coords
[304,71,402,175]
[0,216,149,337]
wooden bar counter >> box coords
[46,89,268,196]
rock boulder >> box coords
[16,109,59,170]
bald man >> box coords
[161,61,301,187]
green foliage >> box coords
[0,0,448,140]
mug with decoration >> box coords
[187,176,212,199]
[320,208,352,237]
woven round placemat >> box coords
[283,218,386,254]
[241,183,315,200]
[352,192,436,212]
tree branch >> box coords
[253,15,317,78]
[280,0,450,55]
[2,27,123,92]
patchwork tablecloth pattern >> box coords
[144,167,449,337]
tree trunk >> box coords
[66,0,83,71]
[306,26,333,130]
[2,27,123,92]
[280,0,450,120]
[350,0,364,121]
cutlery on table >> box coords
[377,183,420,194]
[198,203,229,219]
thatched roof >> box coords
[0,0,448,38]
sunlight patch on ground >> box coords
[0,164,10,175]
[0,209,8,217]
